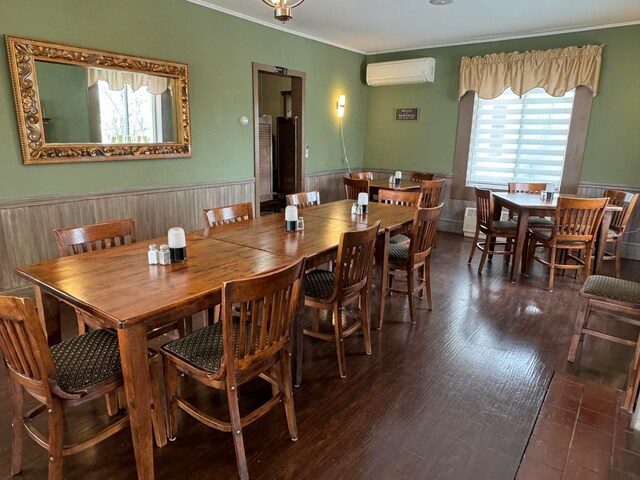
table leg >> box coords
[34,286,61,346]
[373,230,390,330]
[117,325,155,480]
[510,209,529,283]
[594,209,613,274]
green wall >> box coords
[35,61,91,143]
[364,25,640,187]
[0,0,367,200]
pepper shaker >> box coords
[148,244,159,265]
[158,244,171,265]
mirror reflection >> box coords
[35,61,177,144]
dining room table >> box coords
[14,199,417,480]
[493,192,622,283]
[368,178,423,198]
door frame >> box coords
[252,62,306,215]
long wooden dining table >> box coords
[493,192,622,283]
[14,199,416,480]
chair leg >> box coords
[548,246,557,292]
[407,268,416,324]
[47,398,64,480]
[583,244,593,282]
[149,356,168,448]
[280,349,298,441]
[567,299,590,362]
[9,379,23,476]
[226,378,249,480]
[105,391,119,417]
[467,228,479,264]
[360,288,372,355]
[488,235,497,261]
[163,358,180,441]
[623,330,640,411]
[478,236,491,274]
[615,238,622,278]
[424,258,433,311]
[333,304,347,378]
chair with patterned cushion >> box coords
[385,205,442,327]
[303,222,380,378]
[507,182,554,229]
[349,171,374,180]
[526,196,609,291]
[602,189,639,277]
[567,275,640,411]
[161,257,305,480]
[0,295,166,480]
[55,219,191,340]
[379,189,422,246]
[202,202,254,228]
[286,191,321,209]
[343,177,369,200]
[468,187,518,274]
[410,172,435,182]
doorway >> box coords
[252,63,305,216]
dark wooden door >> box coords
[277,117,297,195]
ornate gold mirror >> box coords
[6,36,192,164]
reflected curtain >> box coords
[459,45,603,99]
[87,68,170,94]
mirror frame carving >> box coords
[5,35,192,164]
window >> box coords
[97,81,162,143]
[466,87,575,190]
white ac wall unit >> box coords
[366,58,436,86]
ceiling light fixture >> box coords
[262,0,305,23]
[429,0,453,5]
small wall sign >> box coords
[394,108,420,121]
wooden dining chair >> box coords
[161,257,306,480]
[526,196,609,291]
[602,189,639,277]
[343,177,369,200]
[468,187,518,274]
[349,171,374,180]
[386,205,442,327]
[54,218,191,339]
[379,189,423,245]
[303,222,380,378]
[202,202,254,228]
[410,171,435,182]
[0,295,166,480]
[567,275,640,411]
[507,182,554,228]
[286,191,321,209]
[419,179,445,208]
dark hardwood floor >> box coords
[1,232,638,479]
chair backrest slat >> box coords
[343,177,369,200]
[221,258,305,371]
[507,182,549,194]
[0,296,56,396]
[349,172,374,180]
[419,179,445,208]
[408,205,443,263]
[203,202,254,228]
[334,222,380,298]
[604,189,639,235]
[286,191,321,209]
[55,219,136,257]
[410,172,435,182]
[378,189,422,207]
[554,197,609,242]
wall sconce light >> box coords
[337,94,346,118]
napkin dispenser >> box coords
[168,227,187,263]
[357,192,369,214]
[285,205,298,232]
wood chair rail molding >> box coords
[5,35,192,164]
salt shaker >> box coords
[148,244,159,265]
[351,202,358,214]
[297,217,305,231]
[158,244,171,265]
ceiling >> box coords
[187,0,640,54]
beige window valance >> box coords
[87,67,170,95]
[459,45,603,99]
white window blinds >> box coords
[466,87,575,190]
